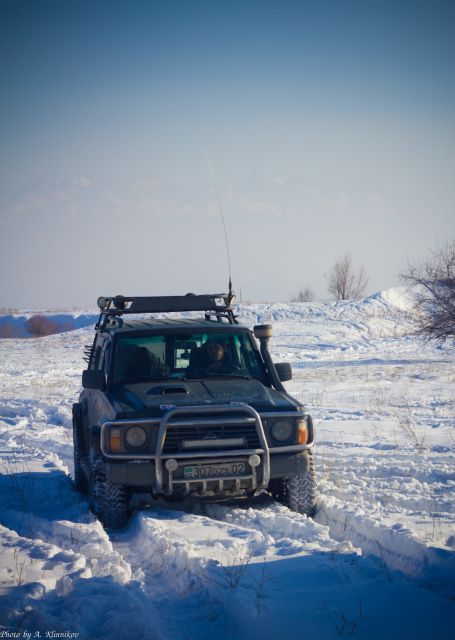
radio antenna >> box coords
[205,152,232,291]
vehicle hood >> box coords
[109,379,299,417]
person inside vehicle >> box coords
[206,340,230,371]
[188,339,236,376]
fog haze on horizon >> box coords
[1,0,454,308]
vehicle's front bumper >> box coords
[104,450,311,487]
[100,404,314,495]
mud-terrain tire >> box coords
[89,452,130,529]
[72,404,88,495]
[269,450,317,517]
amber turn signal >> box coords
[110,429,123,452]
[297,419,308,445]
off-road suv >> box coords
[73,292,316,528]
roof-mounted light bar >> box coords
[97,293,235,315]
[94,292,238,329]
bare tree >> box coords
[400,240,455,342]
[327,254,369,300]
[292,287,315,302]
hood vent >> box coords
[147,384,189,396]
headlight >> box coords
[125,426,147,448]
[270,419,293,442]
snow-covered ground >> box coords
[0,289,454,638]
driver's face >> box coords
[206,342,224,362]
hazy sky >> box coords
[1,0,454,307]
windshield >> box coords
[112,331,267,385]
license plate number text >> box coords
[183,462,247,479]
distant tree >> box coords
[400,240,455,342]
[327,254,369,300]
[25,315,58,337]
[292,287,315,302]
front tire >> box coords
[89,453,130,529]
[269,450,317,517]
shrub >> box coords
[25,315,59,337]
[0,323,19,338]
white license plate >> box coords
[184,462,246,479]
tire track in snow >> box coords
[310,436,455,599]
[0,411,161,637]
[315,493,455,599]
[107,500,455,640]
[110,507,267,639]
[108,499,364,640]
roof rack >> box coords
[95,292,237,329]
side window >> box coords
[93,338,106,371]
[101,342,111,375]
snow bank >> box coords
[0,286,417,340]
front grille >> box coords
[163,423,260,453]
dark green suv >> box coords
[73,293,316,528]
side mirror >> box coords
[82,369,106,390]
[274,362,292,382]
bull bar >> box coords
[100,404,314,495]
